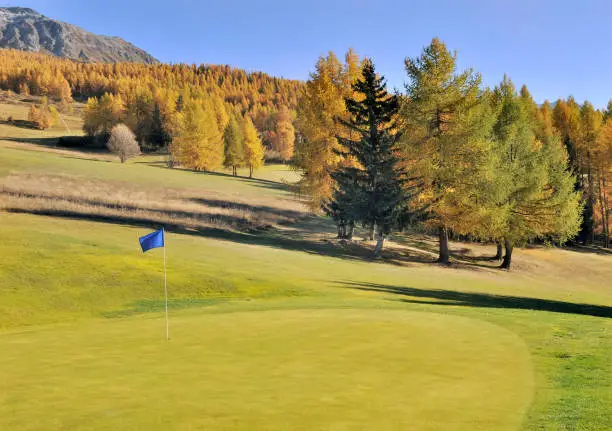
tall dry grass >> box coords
[0,173,307,232]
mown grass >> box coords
[0,111,611,430]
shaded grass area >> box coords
[339,281,612,319]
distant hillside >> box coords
[0,7,157,64]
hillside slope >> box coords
[0,7,157,63]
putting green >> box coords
[0,309,533,430]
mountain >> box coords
[0,7,157,64]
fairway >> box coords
[0,309,533,430]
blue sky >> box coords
[8,0,612,107]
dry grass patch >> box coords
[0,172,309,232]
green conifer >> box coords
[327,59,405,257]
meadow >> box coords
[0,100,611,430]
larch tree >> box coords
[83,93,125,139]
[535,100,555,142]
[28,103,51,130]
[595,119,612,247]
[241,115,264,178]
[124,87,154,149]
[401,38,494,264]
[326,59,405,257]
[223,116,244,176]
[274,106,295,162]
[489,78,580,269]
[171,99,223,171]
[578,101,603,244]
[295,50,360,210]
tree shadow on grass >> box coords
[0,119,40,130]
[2,137,109,159]
[4,203,500,269]
[144,163,294,193]
[566,244,612,256]
[5,207,393,264]
[337,281,612,319]
[188,197,307,221]
[3,136,59,146]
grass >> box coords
[0,104,611,429]
[0,309,533,430]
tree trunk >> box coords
[249,165,253,178]
[588,151,595,245]
[500,239,514,270]
[374,229,385,258]
[494,242,503,260]
[367,224,375,241]
[599,171,609,248]
[337,220,346,239]
[346,220,355,240]
[437,226,450,264]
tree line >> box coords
[0,49,300,168]
[295,39,611,267]
[1,45,609,259]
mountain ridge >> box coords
[0,6,157,64]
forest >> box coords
[0,41,610,267]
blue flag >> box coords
[139,229,164,252]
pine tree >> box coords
[242,116,264,178]
[327,59,404,257]
[223,117,244,176]
[402,38,493,264]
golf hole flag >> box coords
[139,228,169,340]
[139,228,164,252]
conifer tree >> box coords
[295,50,360,210]
[241,116,264,178]
[489,78,582,269]
[595,119,612,247]
[535,100,555,142]
[149,101,173,150]
[327,59,404,257]
[402,38,493,264]
[171,99,223,171]
[274,106,295,162]
[223,117,244,176]
[83,93,125,138]
[578,101,603,244]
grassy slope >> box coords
[0,109,611,429]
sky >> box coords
[6,0,612,107]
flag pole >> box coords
[163,230,169,341]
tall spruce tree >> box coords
[326,59,404,257]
